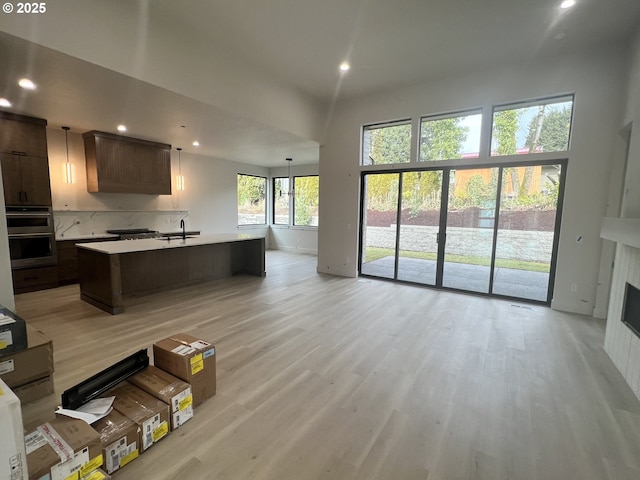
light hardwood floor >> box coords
[14,251,640,480]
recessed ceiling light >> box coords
[554,32,566,40]
[192,141,200,147]
[339,62,351,72]
[18,78,36,90]
[0,98,12,108]
[560,0,575,9]
[117,125,127,132]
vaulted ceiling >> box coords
[0,0,638,166]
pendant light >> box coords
[279,157,294,197]
[62,126,76,184]
[176,147,185,191]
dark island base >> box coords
[78,238,265,315]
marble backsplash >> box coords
[54,210,189,239]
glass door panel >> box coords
[397,171,443,285]
[442,168,498,293]
[492,164,561,301]
[360,173,400,279]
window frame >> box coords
[237,173,267,226]
[361,118,413,166]
[418,108,483,162]
[490,94,575,158]
[272,176,290,225]
[292,174,319,227]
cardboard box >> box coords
[79,468,111,480]
[24,416,102,480]
[12,375,54,404]
[128,365,193,431]
[0,378,27,480]
[0,308,27,356]
[153,333,216,407]
[92,409,139,475]
[0,325,53,389]
[108,382,169,453]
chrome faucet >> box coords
[180,219,186,240]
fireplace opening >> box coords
[622,282,640,338]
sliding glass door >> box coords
[397,171,443,285]
[491,164,563,301]
[442,168,498,294]
[359,161,565,304]
[360,173,399,280]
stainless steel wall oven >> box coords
[6,206,57,268]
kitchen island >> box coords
[77,233,265,314]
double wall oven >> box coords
[6,206,57,269]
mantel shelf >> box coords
[600,217,640,249]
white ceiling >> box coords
[0,0,639,167]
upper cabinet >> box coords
[0,112,48,157]
[0,153,52,205]
[83,131,172,195]
[0,112,51,206]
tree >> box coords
[493,110,520,194]
[535,106,572,152]
[368,124,411,165]
[294,176,319,226]
[420,117,469,161]
[237,174,265,208]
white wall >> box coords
[621,28,640,217]
[29,128,318,251]
[318,44,629,316]
[46,128,270,239]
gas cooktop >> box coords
[106,228,161,240]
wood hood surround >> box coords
[83,130,172,195]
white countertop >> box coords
[76,233,264,254]
[56,234,119,241]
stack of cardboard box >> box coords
[15,333,216,479]
[0,313,54,404]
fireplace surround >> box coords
[601,217,640,400]
[622,282,640,339]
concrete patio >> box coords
[361,256,549,302]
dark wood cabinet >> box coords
[0,112,51,206]
[57,237,115,284]
[57,240,79,284]
[0,112,48,157]
[12,265,59,294]
[1,153,52,205]
[83,131,172,195]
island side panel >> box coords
[120,248,189,295]
[78,248,124,314]
[187,243,232,282]
[231,238,266,276]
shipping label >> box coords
[172,404,194,429]
[203,347,215,359]
[105,436,137,474]
[190,340,211,350]
[0,358,15,375]
[79,455,103,478]
[50,446,89,480]
[142,414,160,450]
[0,330,12,349]
[9,452,25,480]
[171,344,196,356]
[190,353,204,374]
